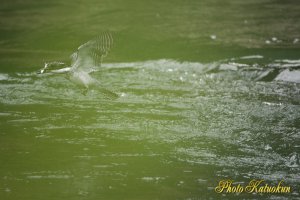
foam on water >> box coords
[0,73,9,81]
[275,69,300,83]
[0,57,299,199]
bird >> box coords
[38,32,117,98]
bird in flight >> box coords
[38,32,117,98]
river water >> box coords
[0,0,300,199]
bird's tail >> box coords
[97,87,119,100]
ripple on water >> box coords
[1,57,299,198]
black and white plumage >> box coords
[70,32,113,73]
[38,32,116,97]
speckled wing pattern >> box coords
[71,32,113,72]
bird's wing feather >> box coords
[71,32,113,72]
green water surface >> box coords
[0,0,300,199]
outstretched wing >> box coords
[71,32,113,72]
